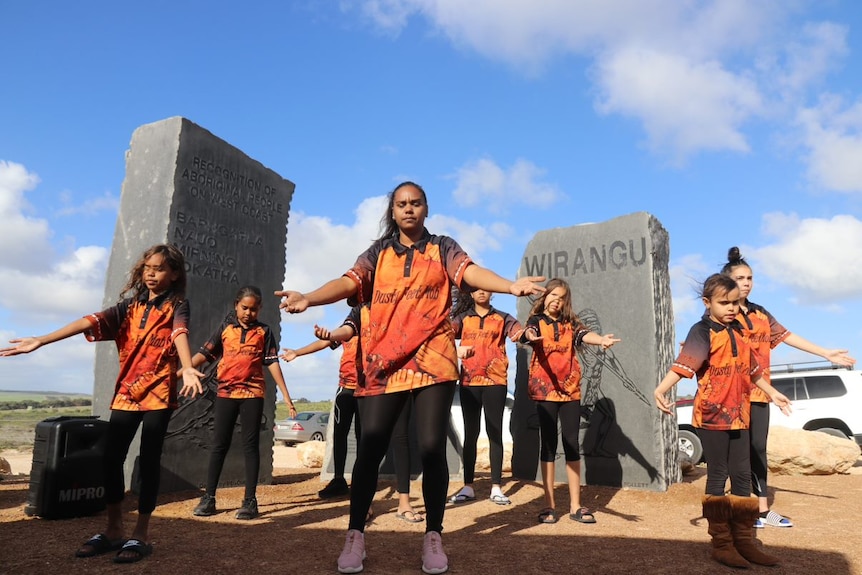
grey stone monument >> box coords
[511,212,678,491]
[93,117,294,493]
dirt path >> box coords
[2,453,861,575]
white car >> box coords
[676,363,862,462]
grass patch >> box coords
[275,400,332,420]
[0,400,332,451]
[0,406,93,450]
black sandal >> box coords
[538,508,558,524]
[75,534,125,558]
[570,507,597,524]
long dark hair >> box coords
[450,286,475,319]
[377,181,428,241]
[529,278,578,324]
[121,244,187,303]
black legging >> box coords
[349,382,455,533]
[459,385,506,485]
[536,400,581,462]
[206,396,264,499]
[333,386,361,479]
[700,427,751,496]
[392,396,413,494]
[749,402,770,497]
[104,408,172,514]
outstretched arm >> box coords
[268,362,297,418]
[462,265,546,297]
[280,339,331,362]
[276,276,357,314]
[782,333,856,367]
[0,317,92,356]
[654,371,682,415]
[582,332,621,350]
[314,324,355,343]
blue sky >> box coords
[2,1,861,400]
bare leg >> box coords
[541,461,555,510]
[566,460,581,513]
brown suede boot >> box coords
[702,495,751,569]
[728,494,781,566]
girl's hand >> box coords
[0,337,42,357]
[276,290,309,314]
[287,401,297,419]
[509,276,546,297]
[313,325,332,341]
[654,389,674,415]
[179,367,205,398]
[769,389,793,416]
[457,346,474,359]
[600,334,621,349]
[280,348,298,362]
[824,349,856,368]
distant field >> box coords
[0,390,92,403]
[0,406,93,450]
[0,399,332,451]
[275,401,332,420]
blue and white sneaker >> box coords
[763,510,793,527]
[756,510,793,528]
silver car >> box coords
[273,411,329,446]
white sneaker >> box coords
[337,529,366,574]
[421,531,448,574]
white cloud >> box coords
[797,95,862,192]
[749,213,862,302]
[451,157,563,213]
[352,1,852,163]
[0,160,54,271]
[593,47,762,162]
[773,22,848,97]
[0,162,109,325]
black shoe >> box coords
[193,494,217,516]
[318,477,350,499]
[235,497,259,520]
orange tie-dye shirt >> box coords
[737,301,790,403]
[198,315,280,400]
[84,292,190,411]
[344,230,472,397]
[523,314,590,402]
[452,307,522,387]
[672,314,764,431]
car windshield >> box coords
[294,413,315,421]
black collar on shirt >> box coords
[701,312,744,356]
[701,312,744,334]
[136,290,173,329]
[229,315,260,330]
[390,228,431,255]
[136,290,172,310]
[540,313,563,341]
[465,305,498,318]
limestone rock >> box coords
[297,441,326,468]
[768,426,861,475]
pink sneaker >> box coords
[421,531,448,574]
[337,529,366,574]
